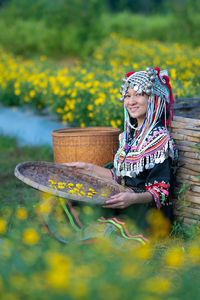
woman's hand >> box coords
[62,162,113,179]
[62,162,94,172]
[103,192,136,209]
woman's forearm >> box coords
[133,191,153,204]
[91,164,113,180]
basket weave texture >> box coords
[14,161,132,205]
[171,115,200,225]
[52,127,121,166]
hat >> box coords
[120,67,174,127]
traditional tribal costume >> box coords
[38,67,178,245]
[110,67,178,225]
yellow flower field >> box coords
[0,34,200,128]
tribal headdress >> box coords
[114,67,177,178]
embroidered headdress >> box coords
[114,67,177,178]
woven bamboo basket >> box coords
[170,115,200,225]
[14,161,133,205]
[52,127,121,166]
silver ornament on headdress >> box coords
[119,67,170,103]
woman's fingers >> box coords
[102,202,124,209]
[110,193,123,199]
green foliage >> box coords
[0,0,107,58]
[0,0,200,58]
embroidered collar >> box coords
[114,123,177,178]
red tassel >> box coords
[163,75,174,127]
[125,71,135,77]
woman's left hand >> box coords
[103,192,136,209]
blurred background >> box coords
[0,0,199,58]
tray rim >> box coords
[14,161,131,204]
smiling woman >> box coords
[124,88,149,128]
[64,67,178,235]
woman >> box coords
[64,67,178,233]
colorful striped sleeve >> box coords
[145,158,171,209]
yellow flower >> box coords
[170,68,176,80]
[89,112,94,118]
[22,228,39,245]
[83,206,94,215]
[80,191,86,195]
[14,89,21,96]
[24,95,30,102]
[76,183,83,189]
[0,218,7,234]
[164,246,184,267]
[135,244,153,260]
[58,185,65,189]
[68,190,75,194]
[49,252,72,271]
[40,55,46,61]
[110,120,117,128]
[29,90,36,98]
[16,207,28,220]
[39,202,51,214]
[80,122,85,128]
[116,119,122,126]
[87,104,93,111]
[46,270,69,289]
[144,277,171,295]
[56,108,63,114]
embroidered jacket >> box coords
[112,122,178,209]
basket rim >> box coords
[52,126,121,137]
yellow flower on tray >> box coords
[68,190,75,195]
[58,182,65,189]
[67,183,74,188]
[76,183,83,189]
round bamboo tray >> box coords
[14,161,134,205]
[52,127,121,167]
[171,116,200,225]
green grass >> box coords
[0,135,53,205]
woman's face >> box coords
[124,87,149,127]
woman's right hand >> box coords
[62,162,94,172]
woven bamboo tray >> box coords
[52,127,121,166]
[171,115,200,225]
[14,161,133,205]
